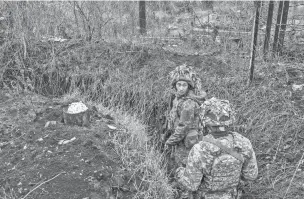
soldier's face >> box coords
[176,81,189,95]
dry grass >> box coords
[1,36,304,198]
[93,104,175,199]
[0,188,17,199]
[1,2,303,198]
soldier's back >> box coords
[196,132,254,199]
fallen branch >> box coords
[21,171,66,199]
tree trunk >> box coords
[203,1,213,11]
[139,1,146,35]
[263,1,274,61]
[73,2,81,38]
[17,1,29,59]
[277,0,290,54]
[248,1,261,86]
[272,1,284,56]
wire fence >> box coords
[0,1,303,58]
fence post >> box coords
[263,1,274,61]
[278,0,290,55]
[248,1,261,86]
[272,1,284,56]
[139,1,146,35]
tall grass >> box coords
[94,104,175,199]
[1,37,304,198]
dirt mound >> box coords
[0,92,139,199]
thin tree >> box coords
[205,1,213,11]
[277,0,290,54]
[248,1,261,86]
[263,1,274,61]
[139,1,146,35]
[272,1,284,56]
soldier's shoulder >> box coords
[189,141,217,160]
[198,135,222,154]
[230,132,254,151]
[231,132,250,142]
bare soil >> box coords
[0,92,136,199]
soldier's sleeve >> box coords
[241,142,258,181]
[176,144,206,191]
[165,99,196,146]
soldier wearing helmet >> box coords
[175,97,258,199]
[164,64,206,169]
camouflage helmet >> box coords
[169,64,201,91]
[200,97,235,128]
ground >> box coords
[0,92,136,199]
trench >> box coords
[0,40,213,149]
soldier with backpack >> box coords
[164,64,206,169]
[175,97,258,199]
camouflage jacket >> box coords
[165,91,204,148]
[176,132,258,199]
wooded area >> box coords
[1,1,303,86]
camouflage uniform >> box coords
[176,98,258,199]
[165,64,206,167]
[166,92,203,167]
